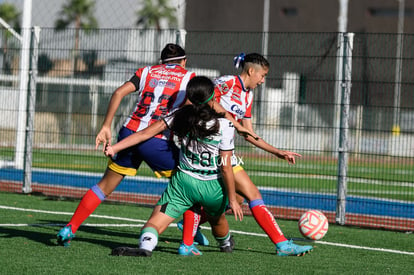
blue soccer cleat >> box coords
[178,243,202,256]
[276,240,313,256]
[57,225,75,247]
[177,220,209,246]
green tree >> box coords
[0,3,20,74]
[136,0,177,30]
[55,0,98,73]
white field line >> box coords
[257,161,414,176]
[250,171,414,188]
[1,205,413,255]
[0,205,147,223]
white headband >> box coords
[161,55,186,62]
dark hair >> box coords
[186,76,215,105]
[170,76,224,150]
[234,52,269,70]
[160,43,186,63]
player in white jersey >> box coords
[57,44,195,247]
[180,53,313,256]
[106,76,243,257]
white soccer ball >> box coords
[298,210,329,240]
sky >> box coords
[2,0,186,29]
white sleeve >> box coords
[162,114,174,129]
[218,119,235,151]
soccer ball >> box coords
[298,210,329,240]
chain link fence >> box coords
[0,28,413,231]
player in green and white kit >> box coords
[105,76,243,256]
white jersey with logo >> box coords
[213,75,253,121]
[164,116,235,180]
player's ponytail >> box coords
[234,53,245,69]
[170,76,224,150]
[234,52,270,71]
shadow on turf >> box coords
[0,220,182,254]
[0,221,315,257]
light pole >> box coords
[258,0,269,124]
[334,0,348,151]
[392,0,405,136]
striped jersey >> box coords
[164,116,235,180]
[213,75,253,121]
[123,63,195,139]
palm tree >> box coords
[0,3,20,74]
[136,0,178,62]
[55,0,98,73]
[136,0,177,30]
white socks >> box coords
[139,227,159,251]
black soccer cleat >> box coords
[111,247,152,257]
[219,235,235,253]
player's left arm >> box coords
[242,118,302,164]
[104,120,167,157]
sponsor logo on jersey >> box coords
[149,67,187,78]
[230,104,245,117]
[149,78,158,88]
[163,80,177,89]
[148,78,177,89]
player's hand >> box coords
[95,126,111,151]
[229,199,243,221]
[280,150,302,164]
[104,144,115,158]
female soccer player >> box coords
[56,43,254,248]
[56,43,194,247]
[106,76,243,257]
[180,53,313,256]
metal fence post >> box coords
[22,26,41,194]
[15,0,32,170]
[335,32,354,225]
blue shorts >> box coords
[108,127,179,178]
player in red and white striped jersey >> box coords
[181,53,313,256]
[57,44,195,247]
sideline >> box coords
[1,205,413,256]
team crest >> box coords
[218,83,230,94]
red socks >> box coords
[182,200,287,245]
[249,199,287,244]
[182,208,201,246]
[67,185,106,233]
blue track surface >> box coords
[1,168,413,219]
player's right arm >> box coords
[104,119,168,157]
[242,118,302,164]
[95,81,137,150]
